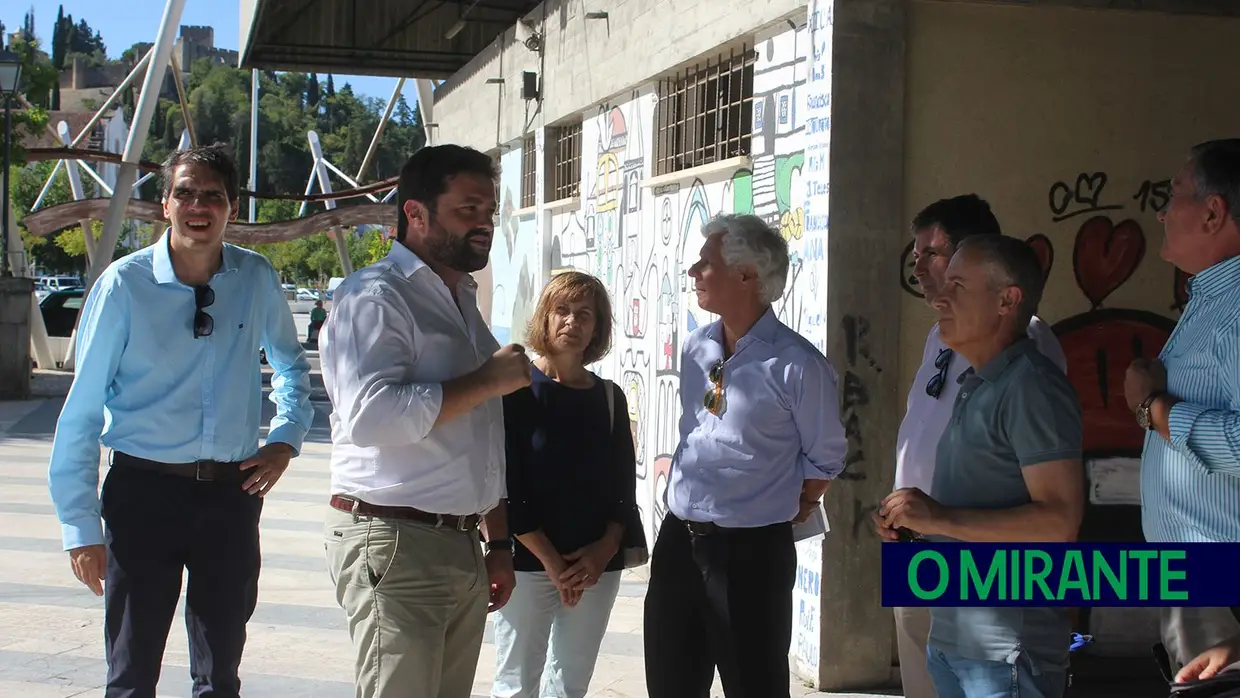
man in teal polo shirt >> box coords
[878,235,1085,698]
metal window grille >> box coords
[520,134,537,208]
[545,123,582,201]
[654,45,756,177]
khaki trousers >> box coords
[325,506,489,698]
[894,606,938,698]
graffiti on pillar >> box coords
[792,538,823,675]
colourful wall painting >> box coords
[492,18,828,682]
[542,23,821,552]
[490,148,542,346]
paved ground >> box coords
[0,393,860,698]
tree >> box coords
[50,5,65,109]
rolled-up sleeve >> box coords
[1168,402,1240,476]
[792,354,848,480]
[324,287,444,447]
[48,270,130,550]
[260,266,314,455]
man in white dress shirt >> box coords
[320,144,533,698]
[878,194,1067,698]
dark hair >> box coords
[161,143,240,202]
[396,145,498,241]
[1189,139,1240,228]
[911,194,1002,246]
[956,235,1044,327]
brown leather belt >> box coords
[329,495,481,532]
[112,451,246,483]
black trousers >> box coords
[643,513,797,698]
[100,462,263,698]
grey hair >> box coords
[1189,139,1240,228]
[702,213,790,304]
[955,235,1044,328]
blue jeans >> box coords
[491,570,622,697]
[926,643,1066,698]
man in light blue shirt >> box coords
[644,214,848,698]
[1126,138,1240,673]
[47,143,313,698]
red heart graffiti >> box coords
[1073,216,1146,309]
[1025,234,1054,283]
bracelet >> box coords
[485,538,515,553]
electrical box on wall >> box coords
[522,71,539,101]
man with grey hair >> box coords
[880,194,1066,698]
[643,213,848,698]
[1125,138,1240,674]
[879,234,1084,698]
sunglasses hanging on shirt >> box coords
[193,285,215,339]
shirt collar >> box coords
[386,242,478,291]
[152,231,239,285]
[1186,254,1240,301]
[708,306,779,349]
[971,337,1035,383]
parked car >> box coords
[40,288,85,337]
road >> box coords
[0,394,845,698]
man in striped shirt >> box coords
[1126,138,1240,673]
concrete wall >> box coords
[901,0,1240,653]
[432,0,806,150]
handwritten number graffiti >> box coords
[1133,179,1171,215]
[1047,172,1173,223]
[1047,172,1124,222]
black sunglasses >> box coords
[193,285,215,339]
[925,347,953,399]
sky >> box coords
[9,0,415,104]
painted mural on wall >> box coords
[1040,171,1181,460]
[490,15,829,683]
[491,148,541,345]
[543,23,821,558]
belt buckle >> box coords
[194,460,214,482]
[457,515,477,533]
[686,520,710,537]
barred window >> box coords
[654,44,756,177]
[520,134,536,208]
[545,123,582,201]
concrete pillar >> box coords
[0,276,35,400]
[814,0,907,691]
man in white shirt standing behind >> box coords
[884,194,1067,698]
[319,144,533,698]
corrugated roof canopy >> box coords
[239,0,539,79]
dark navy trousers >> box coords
[100,463,263,698]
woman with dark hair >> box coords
[491,271,642,698]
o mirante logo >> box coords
[882,543,1240,607]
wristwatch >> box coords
[1136,392,1165,431]
[485,538,515,554]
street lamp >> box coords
[0,48,23,277]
